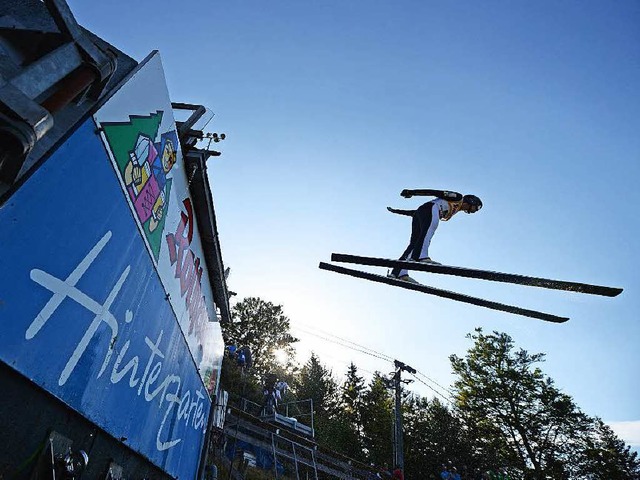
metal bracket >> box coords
[26,431,90,480]
[44,0,116,93]
[29,431,72,479]
[0,82,53,183]
[0,0,116,187]
[105,462,123,480]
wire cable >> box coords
[292,321,395,362]
[291,322,456,402]
[297,347,378,377]
[292,326,393,364]
[413,369,455,397]
[408,372,453,405]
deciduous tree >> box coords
[220,297,298,404]
[222,297,298,376]
[450,328,638,480]
[573,418,640,479]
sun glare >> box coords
[274,348,289,365]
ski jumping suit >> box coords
[391,198,463,278]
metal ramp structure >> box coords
[260,398,316,439]
[222,398,376,480]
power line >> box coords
[413,369,455,397]
[292,322,394,362]
[291,323,456,402]
[407,372,453,405]
[297,347,378,377]
[292,326,393,364]
[292,323,393,362]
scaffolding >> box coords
[221,399,375,480]
[259,397,315,439]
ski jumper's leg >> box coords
[396,203,439,277]
[416,202,440,260]
[391,211,422,277]
[392,202,438,277]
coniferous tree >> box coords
[341,363,365,432]
[337,362,366,459]
[295,353,345,451]
[404,395,476,480]
[295,353,339,417]
[361,373,394,467]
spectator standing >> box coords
[440,465,451,480]
[451,467,461,480]
[392,465,404,480]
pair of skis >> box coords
[319,254,622,323]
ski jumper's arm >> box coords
[400,189,463,201]
[387,206,416,217]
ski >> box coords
[319,262,568,323]
[330,253,623,297]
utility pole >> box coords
[391,360,415,471]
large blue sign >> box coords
[0,119,210,478]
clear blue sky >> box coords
[72,0,640,447]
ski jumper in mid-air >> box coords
[387,189,482,282]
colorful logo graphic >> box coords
[100,112,178,260]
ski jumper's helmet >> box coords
[462,194,483,211]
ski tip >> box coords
[582,286,623,297]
